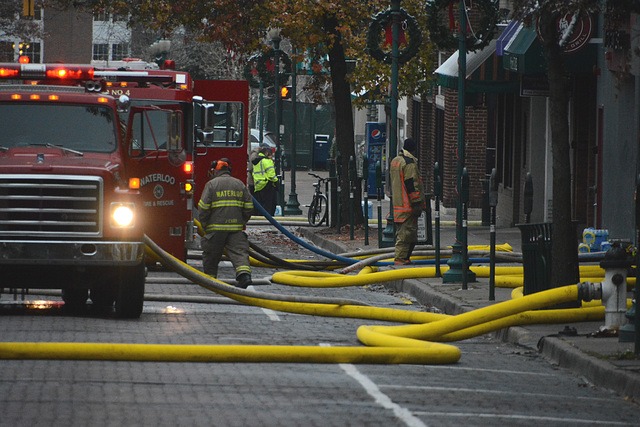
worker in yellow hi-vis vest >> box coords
[252,145,278,216]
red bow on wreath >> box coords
[383,25,408,48]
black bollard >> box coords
[349,156,355,240]
[489,168,498,300]
[434,162,442,277]
[363,155,369,245]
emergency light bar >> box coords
[0,63,94,81]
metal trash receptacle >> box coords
[517,222,553,295]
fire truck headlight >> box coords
[111,203,135,228]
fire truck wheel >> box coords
[90,286,116,308]
[114,262,146,319]
[62,288,88,312]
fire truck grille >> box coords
[0,175,103,237]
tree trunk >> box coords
[539,13,580,287]
[325,16,364,227]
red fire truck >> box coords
[0,62,175,318]
[93,60,250,263]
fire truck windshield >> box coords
[0,103,118,153]
[120,99,193,152]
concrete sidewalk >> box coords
[296,223,640,401]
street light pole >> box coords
[443,1,476,283]
[284,49,301,215]
[269,28,285,211]
[381,0,401,248]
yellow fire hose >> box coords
[0,231,623,365]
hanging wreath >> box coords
[257,48,292,88]
[243,54,263,89]
[367,8,422,65]
[426,0,500,52]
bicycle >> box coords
[307,172,328,227]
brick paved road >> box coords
[1,226,638,426]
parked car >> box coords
[250,128,277,154]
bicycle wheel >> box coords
[308,194,328,227]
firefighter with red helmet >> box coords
[197,158,254,288]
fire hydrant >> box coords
[599,242,632,329]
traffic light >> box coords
[280,86,292,99]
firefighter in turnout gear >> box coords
[390,138,426,265]
[252,145,278,216]
[198,158,254,288]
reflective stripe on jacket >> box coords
[390,149,425,223]
[252,153,277,192]
[198,172,254,233]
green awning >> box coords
[435,39,519,94]
[502,24,598,75]
[502,27,546,74]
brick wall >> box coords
[442,89,487,209]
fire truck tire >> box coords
[114,262,146,319]
[90,287,116,308]
[62,288,88,312]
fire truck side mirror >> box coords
[117,95,131,113]
[194,101,216,145]
[167,112,183,152]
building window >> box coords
[18,42,40,63]
[112,43,129,61]
[93,43,109,61]
[366,104,378,122]
[94,12,126,22]
[0,42,13,62]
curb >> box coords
[297,227,350,256]
[298,229,640,401]
[538,336,640,400]
[389,278,640,400]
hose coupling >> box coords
[577,281,602,302]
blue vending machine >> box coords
[365,122,386,197]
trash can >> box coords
[517,222,553,296]
[313,134,329,170]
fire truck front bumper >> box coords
[0,240,145,266]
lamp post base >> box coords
[284,192,302,215]
[380,213,395,248]
[442,242,476,283]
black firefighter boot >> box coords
[236,273,252,289]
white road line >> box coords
[378,384,617,403]
[413,411,634,425]
[417,364,557,376]
[261,307,281,321]
[339,363,427,427]
[237,286,280,320]
[319,343,426,427]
